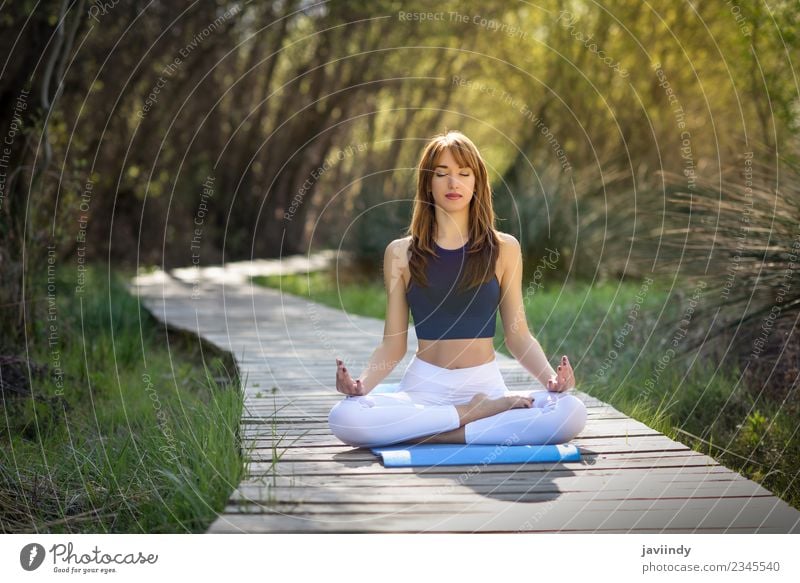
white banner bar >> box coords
[1,534,797,582]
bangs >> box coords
[431,141,478,172]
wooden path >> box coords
[131,261,800,533]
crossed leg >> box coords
[328,389,586,448]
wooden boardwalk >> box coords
[131,262,800,534]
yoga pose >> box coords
[329,130,587,448]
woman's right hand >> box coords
[336,358,367,396]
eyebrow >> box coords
[434,165,470,170]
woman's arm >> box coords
[497,234,563,388]
[350,239,410,393]
[359,239,408,392]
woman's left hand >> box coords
[546,355,575,393]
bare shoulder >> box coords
[496,231,521,262]
[386,236,412,265]
[385,237,412,287]
[495,232,521,285]
[496,231,520,250]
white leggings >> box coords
[328,355,587,448]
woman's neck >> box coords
[434,215,469,246]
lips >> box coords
[445,193,462,199]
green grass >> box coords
[0,265,246,533]
[255,270,799,511]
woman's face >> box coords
[430,148,475,212]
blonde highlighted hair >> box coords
[405,130,500,293]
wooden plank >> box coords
[232,479,771,504]
[237,466,742,491]
[242,464,730,484]
[209,496,800,533]
[225,493,782,516]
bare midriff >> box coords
[415,337,497,369]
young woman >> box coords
[328,130,587,448]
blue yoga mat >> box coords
[371,443,581,467]
[368,382,581,467]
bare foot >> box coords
[454,392,533,426]
[404,394,533,445]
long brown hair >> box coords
[405,130,500,294]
